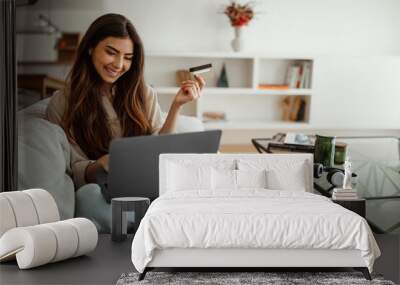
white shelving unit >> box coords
[204,120,311,130]
[145,52,314,130]
[156,87,312,96]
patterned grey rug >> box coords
[116,271,395,285]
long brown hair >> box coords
[63,13,152,159]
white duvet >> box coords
[131,190,380,273]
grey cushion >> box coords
[18,104,75,220]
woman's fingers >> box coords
[194,81,201,94]
[181,80,199,88]
[178,78,203,104]
[181,85,198,101]
[194,74,205,90]
[181,82,200,96]
[182,85,197,97]
[182,82,200,95]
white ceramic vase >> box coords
[231,27,244,52]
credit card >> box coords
[189,63,212,74]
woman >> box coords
[46,13,204,231]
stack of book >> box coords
[285,61,312,89]
[281,96,307,122]
[332,188,359,200]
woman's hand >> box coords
[84,154,109,183]
[173,74,205,108]
[97,154,110,172]
[159,75,205,134]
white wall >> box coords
[17,0,400,143]
[17,0,400,55]
[311,56,400,129]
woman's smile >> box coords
[104,65,122,78]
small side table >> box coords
[332,199,366,218]
[111,197,150,242]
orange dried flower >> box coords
[223,1,255,27]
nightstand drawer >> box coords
[332,199,366,218]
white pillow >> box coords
[238,159,308,191]
[212,168,237,190]
[211,168,268,190]
[236,169,267,189]
[167,162,212,191]
[266,165,307,191]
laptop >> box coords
[100,130,221,202]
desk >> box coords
[252,135,314,154]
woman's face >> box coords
[91,36,134,84]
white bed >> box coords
[131,154,380,280]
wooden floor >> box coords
[219,144,258,153]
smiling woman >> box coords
[43,13,205,233]
[45,13,205,190]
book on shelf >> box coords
[333,192,358,197]
[296,98,307,122]
[333,188,357,194]
[290,97,302,121]
[202,111,226,122]
[302,61,312,89]
[285,61,312,89]
[257,84,289,90]
[296,64,303,88]
[332,194,359,200]
[281,96,307,122]
[332,188,359,200]
[286,65,300,88]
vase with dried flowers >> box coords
[223,1,255,52]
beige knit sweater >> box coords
[46,86,163,189]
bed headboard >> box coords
[159,153,314,195]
